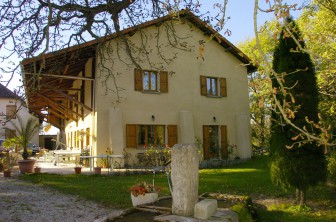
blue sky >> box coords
[202,0,305,44]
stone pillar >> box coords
[179,110,195,144]
[108,107,124,155]
[171,144,199,216]
[236,114,252,159]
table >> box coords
[79,154,124,173]
[54,150,81,165]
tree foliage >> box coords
[297,2,336,141]
[7,115,41,160]
[238,21,278,150]
[270,17,326,205]
[242,0,336,149]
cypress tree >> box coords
[270,17,326,205]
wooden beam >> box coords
[37,93,79,122]
[48,108,69,120]
[52,88,93,112]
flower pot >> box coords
[131,193,158,206]
[74,167,82,174]
[94,167,101,174]
[17,159,36,174]
[34,167,41,174]
[3,170,11,177]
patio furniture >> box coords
[79,154,124,174]
[54,150,81,165]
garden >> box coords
[21,156,336,222]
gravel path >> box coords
[0,174,123,222]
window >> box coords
[126,124,178,148]
[200,76,227,97]
[5,129,16,139]
[86,128,90,147]
[6,105,17,120]
[207,77,218,96]
[134,69,168,93]
[137,125,164,146]
[143,71,158,91]
[203,125,228,160]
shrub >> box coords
[231,203,254,222]
[327,150,336,184]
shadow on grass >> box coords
[256,207,336,222]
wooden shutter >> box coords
[221,125,228,158]
[134,69,143,91]
[167,125,178,147]
[219,78,227,97]
[5,129,16,139]
[203,125,210,160]
[160,71,168,93]
[200,76,207,96]
[126,124,137,148]
[6,105,16,119]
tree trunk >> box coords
[295,188,300,204]
[296,188,306,205]
[299,189,306,206]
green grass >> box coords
[21,156,336,221]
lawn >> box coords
[21,156,336,221]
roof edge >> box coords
[21,10,257,72]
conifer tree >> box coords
[270,17,326,205]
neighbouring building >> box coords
[0,83,39,146]
[21,11,256,165]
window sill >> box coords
[142,91,162,94]
[206,95,223,98]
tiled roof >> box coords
[0,83,18,99]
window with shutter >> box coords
[203,125,222,160]
[134,69,169,93]
[160,71,168,93]
[200,76,227,97]
[203,125,210,160]
[200,76,207,96]
[167,125,178,147]
[134,69,143,91]
[221,125,228,158]
[219,78,227,97]
[86,128,90,147]
[6,105,16,120]
[5,129,16,139]
[126,124,137,148]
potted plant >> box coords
[129,181,161,206]
[34,163,41,174]
[2,150,17,177]
[74,161,82,174]
[6,115,40,174]
[94,162,102,174]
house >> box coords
[0,83,39,147]
[21,11,256,165]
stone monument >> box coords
[171,143,199,216]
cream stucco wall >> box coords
[64,58,96,154]
[89,19,252,164]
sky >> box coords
[3,0,305,91]
[202,0,305,44]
